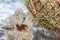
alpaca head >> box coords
[4,8,34,31]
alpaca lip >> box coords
[16,24,28,31]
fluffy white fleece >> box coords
[4,8,34,40]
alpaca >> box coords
[4,8,34,40]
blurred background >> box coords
[0,0,28,23]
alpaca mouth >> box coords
[16,24,28,31]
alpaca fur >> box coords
[4,8,34,40]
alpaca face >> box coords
[3,8,34,40]
[4,8,34,31]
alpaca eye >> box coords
[22,17,26,23]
